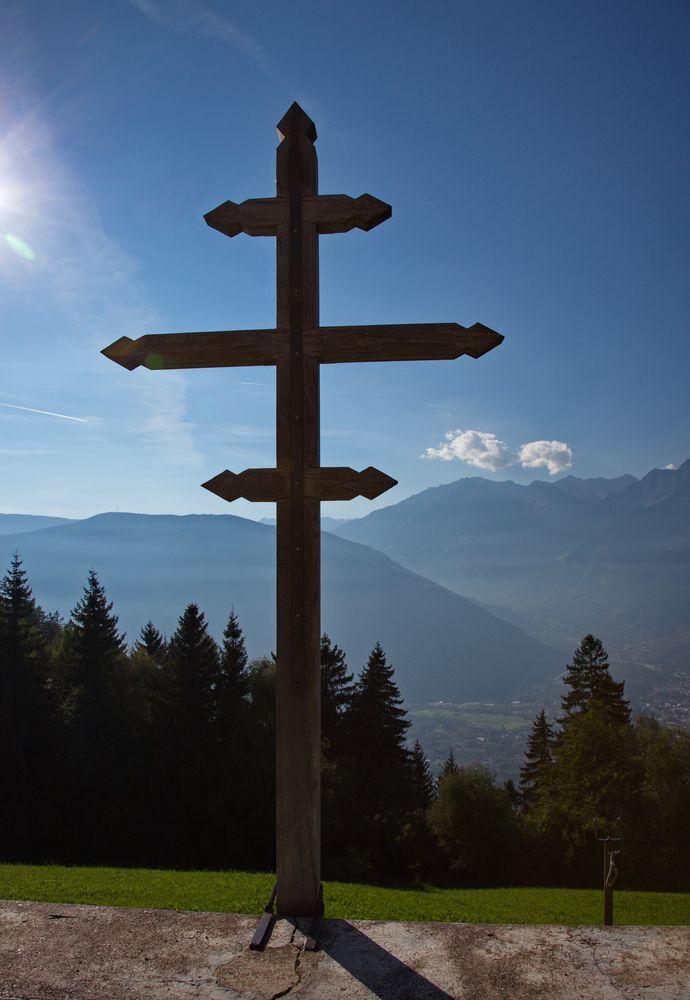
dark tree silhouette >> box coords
[158,603,221,864]
[320,633,356,756]
[522,639,638,879]
[409,739,435,810]
[519,709,556,807]
[54,570,127,860]
[344,642,412,878]
[2,564,689,892]
[439,749,459,781]
[560,634,630,726]
[209,608,254,866]
[429,765,516,885]
[0,554,56,858]
[218,608,249,707]
[135,620,166,662]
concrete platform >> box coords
[1,900,688,999]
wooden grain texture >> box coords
[101,330,288,370]
[204,198,289,237]
[304,466,397,500]
[302,194,391,233]
[100,320,503,372]
[274,101,322,918]
[200,468,290,502]
[204,193,390,238]
[304,322,504,363]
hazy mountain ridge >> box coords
[549,473,638,503]
[4,463,685,708]
[0,514,73,536]
[260,515,349,532]
[0,512,562,704]
[334,463,690,646]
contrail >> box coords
[0,401,88,423]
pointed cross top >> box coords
[277,102,317,144]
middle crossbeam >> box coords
[102,321,502,371]
[201,465,398,503]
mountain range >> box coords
[0,513,560,705]
[333,461,690,648]
[0,514,72,536]
[3,461,687,710]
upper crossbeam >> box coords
[204,193,391,238]
[101,322,502,371]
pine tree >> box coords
[135,621,166,662]
[158,603,222,864]
[60,569,126,695]
[0,555,49,722]
[318,635,356,878]
[164,603,220,736]
[0,554,56,857]
[345,643,412,877]
[519,709,556,807]
[198,608,254,868]
[560,634,630,726]
[349,642,410,778]
[320,633,355,756]
[440,749,459,780]
[548,700,641,864]
[54,570,128,860]
[525,637,638,876]
[218,608,249,709]
[409,739,435,810]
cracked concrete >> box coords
[1,900,688,999]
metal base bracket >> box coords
[249,883,277,951]
[249,883,324,952]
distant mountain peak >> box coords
[549,473,639,503]
[617,459,690,508]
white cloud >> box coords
[665,463,677,470]
[518,440,573,476]
[424,429,574,476]
[424,430,516,471]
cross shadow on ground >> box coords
[319,919,455,1000]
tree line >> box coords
[1,556,688,890]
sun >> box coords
[0,141,37,262]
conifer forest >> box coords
[1,555,688,892]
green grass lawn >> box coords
[412,707,530,731]
[1,864,688,925]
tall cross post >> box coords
[102,102,503,935]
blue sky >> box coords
[1,0,688,520]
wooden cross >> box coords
[102,102,503,933]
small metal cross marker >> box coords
[102,103,503,943]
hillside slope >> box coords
[0,512,561,704]
[334,464,690,643]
